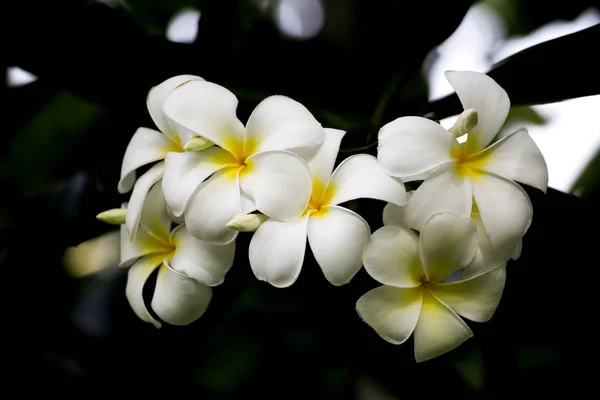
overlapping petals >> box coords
[162,80,323,244]
[249,128,407,287]
[377,70,548,251]
[120,182,235,328]
[357,212,506,362]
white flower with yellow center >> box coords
[119,75,210,240]
[356,212,506,362]
[383,195,521,278]
[244,128,407,287]
[121,182,235,328]
[377,71,548,251]
[161,80,325,244]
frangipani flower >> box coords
[121,182,235,328]
[356,212,506,362]
[378,71,548,251]
[247,128,407,287]
[383,194,520,278]
[119,74,207,239]
[161,80,325,244]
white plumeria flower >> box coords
[119,74,207,240]
[377,71,548,251]
[247,128,407,287]
[383,194,521,278]
[161,80,325,244]
[356,212,506,362]
[121,182,235,328]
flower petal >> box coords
[125,254,164,328]
[471,172,532,250]
[162,147,237,217]
[362,225,423,288]
[404,165,472,232]
[377,116,454,180]
[473,128,548,193]
[413,288,473,362]
[249,214,310,288]
[162,80,245,157]
[308,128,346,186]
[326,154,407,206]
[118,127,176,194]
[147,74,204,142]
[356,286,422,344]
[120,223,170,268]
[169,225,235,286]
[125,163,169,241]
[307,205,370,286]
[464,213,515,278]
[382,191,414,227]
[419,212,478,282]
[445,71,510,152]
[184,168,242,244]
[151,264,212,326]
[245,95,325,158]
[431,265,506,323]
[241,150,312,221]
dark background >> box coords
[2,0,599,397]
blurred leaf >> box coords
[195,336,263,394]
[427,23,600,119]
[506,105,548,125]
[570,145,600,197]
[452,342,486,391]
[9,91,106,192]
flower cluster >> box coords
[100,71,547,362]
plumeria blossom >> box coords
[378,71,548,251]
[120,182,235,328]
[246,128,407,287]
[161,80,325,244]
[356,212,506,362]
[119,74,207,240]
[383,193,520,278]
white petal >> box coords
[445,71,510,152]
[308,128,346,186]
[413,288,473,362]
[185,168,242,244]
[151,264,212,326]
[326,154,407,206]
[169,225,235,286]
[377,116,454,180]
[245,95,325,157]
[118,127,177,194]
[362,225,423,288]
[464,214,515,278]
[307,206,370,286]
[241,150,312,221]
[404,165,472,232]
[162,147,237,217]
[147,74,204,141]
[249,214,310,288]
[474,128,548,193]
[431,265,506,323]
[382,191,414,227]
[382,203,406,227]
[120,223,171,268]
[356,286,422,345]
[125,254,164,328]
[512,239,522,260]
[162,80,245,157]
[471,172,532,250]
[125,163,169,240]
[419,212,478,282]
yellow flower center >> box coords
[450,141,488,179]
[304,177,335,218]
